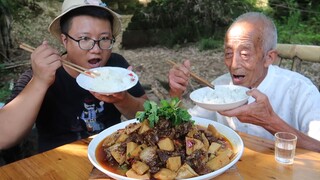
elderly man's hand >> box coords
[31,41,61,87]
[218,88,278,127]
[168,60,191,98]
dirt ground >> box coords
[113,45,227,108]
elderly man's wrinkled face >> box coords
[61,15,113,77]
[224,21,269,88]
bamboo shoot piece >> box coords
[109,143,126,165]
[132,161,149,175]
[158,137,175,151]
[166,156,181,172]
[185,137,204,155]
[176,163,198,179]
[126,169,150,179]
[153,168,177,180]
[126,142,138,160]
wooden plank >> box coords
[276,44,320,62]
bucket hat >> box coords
[48,0,122,42]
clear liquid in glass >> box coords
[275,143,295,164]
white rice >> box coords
[201,86,248,104]
[90,68,134,92]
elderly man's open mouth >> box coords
[232,74,245,84]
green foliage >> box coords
[272,0,320,45]
[0,86,10,102]
[104,0,143,14]
[0,73,12,102]
[136,98,193,128]
[198,37,224,51]
[123,0,320,48]
[125,0,257,48]
[136,100,159,127]
[269,0,320,21]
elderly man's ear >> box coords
[264,49,278,67]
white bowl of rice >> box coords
[190,85,249,111]
[76,67,138,94]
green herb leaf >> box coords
[135,98,193,127]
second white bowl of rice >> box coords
[190,85,250,111]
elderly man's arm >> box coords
[264,115,320,152]
[219,88,320,152]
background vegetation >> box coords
[121,0,320,49]
[123,0,257,48]
[0,0,319,102]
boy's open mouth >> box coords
[88,58,101,65]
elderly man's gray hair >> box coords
[230,12,278,53]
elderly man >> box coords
[168,12,320,152]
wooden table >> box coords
[0,132,319,180]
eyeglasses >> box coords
[64,33,115,50]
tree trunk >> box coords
[0,1,12,62]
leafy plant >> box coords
[198,37,223,51]
[136,98,193,128]
[0,78,12,102]
[273,0,320,45]
[123,0,257,48]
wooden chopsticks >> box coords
[19,43,99,78]
[19,43,35,53]
[167,60,215,89]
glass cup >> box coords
[274,132,297,164]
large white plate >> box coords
[190,85,249,111]
[76,67,138,94]
[88,116,244,180]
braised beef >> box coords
[147,155,158,167]
[174,121,193,138]
[118,142,127,155]
[193,130,203,140]
[204,130,219,143]
[149,166,161,174]
[156,118,172,129]
[143,130,159,146]
[126,132,144,144]
[157,149,170,163]
[186,149,210,175]
[103,148,118,166]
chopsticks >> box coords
[167,60,215,89]
[19,43,36,53]
[62,60,99,78]
[19,43,99,78]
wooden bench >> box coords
[275,44,320,71]
[275,44,320,89]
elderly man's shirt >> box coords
[189,65,320,141]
